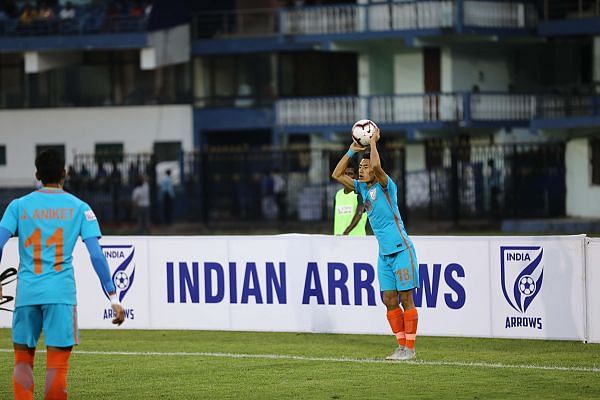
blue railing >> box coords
[274,92,600,127]
[0,15,148,37]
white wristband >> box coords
[109,293,120,306]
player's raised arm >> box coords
[83,237,125,326]
[0,227,12,301]
[368,127,388,187]
[0,200,18,303]
[332,141,366,192]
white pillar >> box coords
[358,53,370,96]
[24,51,81,74]
[141,24,190,70]
[309,134,326,185]
[594,37,600,86]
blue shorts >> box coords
[12,304,79,348]
[378,246,420,292]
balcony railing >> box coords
[193,8,278,38]
[276,97,367,126]
[194,1,539,40]
[275,93,600,127]
[371,94,463,122]
[470,94,535,120]
[281,4,361,35]
[0,15,148,37]
[464,1,538,28]
[542,0,600,20]
[275,94,463,126]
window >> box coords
[36,144,65,159]
[0,53,25,108]
[0,51,190,109]
[154,142,182,162]
[95,143,124,164]
[278,52,357,97]
[195,54,274,108]
[0,145,5,166]
[591,137,600,185]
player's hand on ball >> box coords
[371,127,380,143]
[350,141,366,153]
[111,303,125,326]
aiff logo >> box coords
[101,245,136,302]
[500,246,543,313]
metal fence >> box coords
[69,153,156,225]
[414,140,565,221]
[180,145,406,226]
[27,141,566,230]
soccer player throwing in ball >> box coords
[331,126,420,361]
[0,149,125,399]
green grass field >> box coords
[1,329,599,399]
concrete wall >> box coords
[566,137,600,218]
[394,50,424,93]
[443,46,510,92]
[0,105,193,186]
[369,49,394,94]
[405,143,426,172]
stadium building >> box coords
[0,0,598,227]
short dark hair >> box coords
[362,151,384,168]
[35,149,65,184]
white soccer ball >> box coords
[351,119,379,146]
[115,271,129,290]
[519,275,535,296]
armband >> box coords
[109,293,120,306]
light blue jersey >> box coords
[0,187,101,307]
[354,175,413,255]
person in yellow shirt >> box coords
[19,3,38,25]
[333,164,367,236]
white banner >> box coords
[586,238,600,343]
[0,234,590,341]
[489,236,586,340]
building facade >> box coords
[0,0,598,220]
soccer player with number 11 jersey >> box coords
[0,150,125,400]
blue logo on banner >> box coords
[101,245,136,303]
[500,246,543,313]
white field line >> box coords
[0,348,598,373]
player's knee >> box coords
[399,291,415,309]
[382,292,399,308]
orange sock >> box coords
[14,349,35,400]
[45,349,71,400]
[386,308,406,347]
[404,308,419,350]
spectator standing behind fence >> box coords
[19,3,37,24]
[144,0,152,16]
[59,2,75,19]
[160,169,175,225]
[261,170,277,220]
[38,1,54,20]
[96,163,108,192]
[132,175,150,234]
[272,169,287,222]
[333,164,367,236]
[110,161,122,222]
[488,159,501,220]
